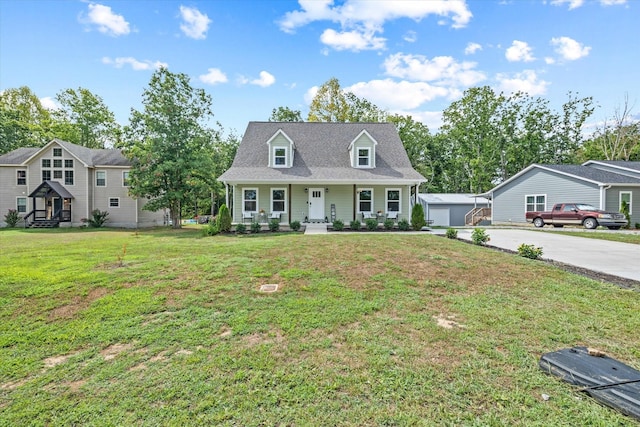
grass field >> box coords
[1,228,639,425]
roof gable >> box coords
[1,139,130,168]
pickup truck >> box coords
[526,203,628,230]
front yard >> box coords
[0,228,638,425]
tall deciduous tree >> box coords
[269,106,303,122]
[0,86,52,153]
[52,87,121,148]
[122,68,217,228]
[387,114,435,191]
[307,77,349,122]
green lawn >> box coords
[1,228,639,425]
[552,229,640,245]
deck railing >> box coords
[465,207,492,226]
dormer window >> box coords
[274,148,287,167]
[358,148,371,167]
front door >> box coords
[52,197,62,219]
[308,188,325,220]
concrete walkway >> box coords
[433,228,640,283]
[304,223,328,234]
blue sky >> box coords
[1,0,638,135]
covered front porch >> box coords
[24,180,74,228]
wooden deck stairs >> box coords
[465,207,491,226]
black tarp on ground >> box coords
[539,346,640,420]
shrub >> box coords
[4,209,20,228]
[332,219,344,231]
[290,220,301,232]
[471,228,490,245]
[349,220,361,230]
[250,221,261,234]
[517,243,543,259]
[268,219,280,232]
[636,223,640,230]
[621,200,631,229]
[216,204,232,232]
[411,204,426,231]
[203,222,219,236]
[445,228,458,239]
[82,209,109,228]
[365,218,378,231]
[398,218,410,231]
[383,219,394,230]
[235,223,246,234]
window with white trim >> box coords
[42,170,51,182]
[357,148,371,167]
[271,188,286,213]
[386,189,401,213]
[96,171,106,187]
[357,189,373,213]
[620,191,632,215]
[17,170,26,185]
[65,159,73,168]
[525,194,546,212]
[53,148,62,157]
[243,188,258,213]
[65,170,74,185]
[273,148,287,167]
[17,197,27,213]
[122,171,130,187]
[109,197,120,208]
[53,170,63,179]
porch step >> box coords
[304,223,328,235]
[28,220,60,228]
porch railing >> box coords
[465,207,492,226]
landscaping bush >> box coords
[445,228,458,239]
[398,219,410,231]
[268,219,280,232]
[349,220,361,230]
[517,243,543,259]
[235,223,246,234]
[4,209,20,228]
[411,204,426,231]
[383,219,394,230]
[365,218,378,231]
[471,228,490,245]
[250,221,261,233]
[82,209,109,228]
[216,204,232,232]
[203,222,219,236]
[290,220,301,232]
[332,219,344,231]
[621,200,631,229]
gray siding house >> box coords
[218,122,426,224]
[0,139,165,228]
[487,161,640,227]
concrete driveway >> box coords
[433,228,640,283]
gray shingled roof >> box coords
[541,164,640,184]
[0,139,130,167]
[219,122,426,183]
[584,160,640,173]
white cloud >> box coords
[495,70,549,96]
[550,0,584,9]
[199,68,228,85]
[464,42,482,55]
[544,57,556,64]
[403,31,417,43]
[382,53,486,87]
[81,3,130,36]
[346,79,453,110]
[102,57,168,71]
[278,0,472,51]
[40,97,60,111]
[179,6,211,40]
[320,28,385,51]
[505,40,535,62]
[600,0,627,5]
[251,71,276,87]
[550,36,591,60]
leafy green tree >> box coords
[0,86,53,153]
[269,106,303,122]
[216,204,232,232]
[307,77,349,122]
[411,203,426,231]
[52,87,121,148]
[387,114,436,191]
[122,68,218,229]
[344,92,388,122]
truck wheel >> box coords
[533,217,545,228]
[583,217,598,229]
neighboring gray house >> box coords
[417,193,491,227]
[487,161,640,226]
[0,139,165,228]
[218,122,426,224]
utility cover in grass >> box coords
[259,284,279,293]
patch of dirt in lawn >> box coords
[101,342,134,361]
[433,314,466,329]
[43,349,84,368]
[242,330,286,348]
[48,287,110,320]
[1,378,28,390]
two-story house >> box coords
[0,139,165,228]
[218,122,426,224]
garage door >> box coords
[428,207,450,226]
